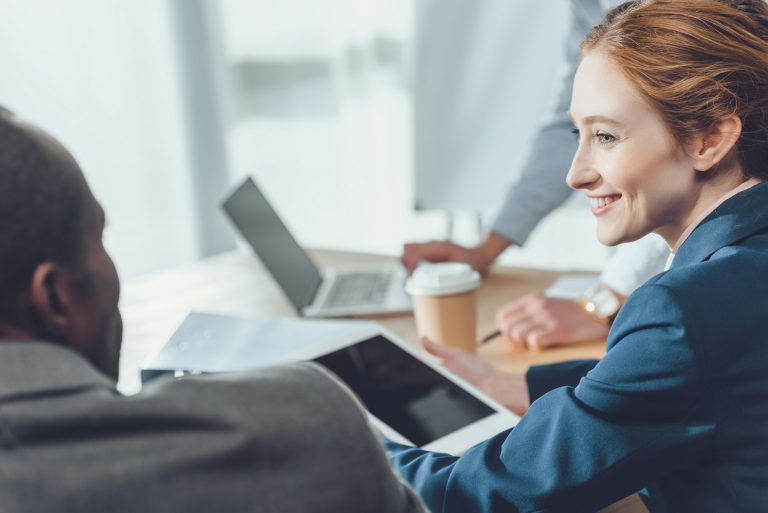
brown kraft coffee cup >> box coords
[406,263,481,353]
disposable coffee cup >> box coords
[405,263,481,353]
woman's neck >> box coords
[662,170,759,250]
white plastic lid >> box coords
[405,262,481,296]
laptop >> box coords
[221,177,412,317]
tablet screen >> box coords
[314,335,495,446]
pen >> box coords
[479,329,502,344]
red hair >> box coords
[583,0,768,180]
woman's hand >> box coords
[496,293,609,350]
[422,337,530,416]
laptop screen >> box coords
[221,178,322,310]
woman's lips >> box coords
[589,194,621,216]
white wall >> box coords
[220,0,418,256]
[220,0,609,271]
[0,0,607,281]
[0,1,197,280]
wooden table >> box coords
[118,249,605,394]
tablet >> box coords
[310,329,519,454]
[141,313,518,454]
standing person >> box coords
[388,1,768,511]
[0,108,425,513]
[404,0,670,349]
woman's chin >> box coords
[596,227,631,247]
[596,226,648,247]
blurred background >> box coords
[0,0,609,281]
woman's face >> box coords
[567,51,699,247]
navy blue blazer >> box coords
[387,182,768,513]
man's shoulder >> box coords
[141,362,364,422]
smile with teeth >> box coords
[590,195,621,209]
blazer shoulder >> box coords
[627,241,768,368]
[653,240,768,296]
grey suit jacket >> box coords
[492,0,622,245]
[0,342,425,513]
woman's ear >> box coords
[690,115,742,172]
[28,262,73,340]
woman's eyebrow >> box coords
[569,113,624,127]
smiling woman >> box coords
[385,1,768,512]
[567,52,747,247]
[568,0,768,248]
[582,0,768,181]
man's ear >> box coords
[28,262,74,341]
[690,115,742,173]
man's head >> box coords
[0,108,122,380]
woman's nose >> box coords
[566,147,600,191]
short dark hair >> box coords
[0,110,90,322]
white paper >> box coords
[142,311,376,374]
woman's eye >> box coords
[594,131,616,144]
[570,127,580,139]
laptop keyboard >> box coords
[322,271,392,308]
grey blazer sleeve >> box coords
[298,363,429,513]
[0,347,428,513]
[491,1,604,245]
[210,362,429,513]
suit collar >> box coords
[0,341,115,401]
[673,182,768,268]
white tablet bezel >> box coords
[291,324,520,455]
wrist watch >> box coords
[580,284,622,326]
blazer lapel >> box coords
[673,182,768,268]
